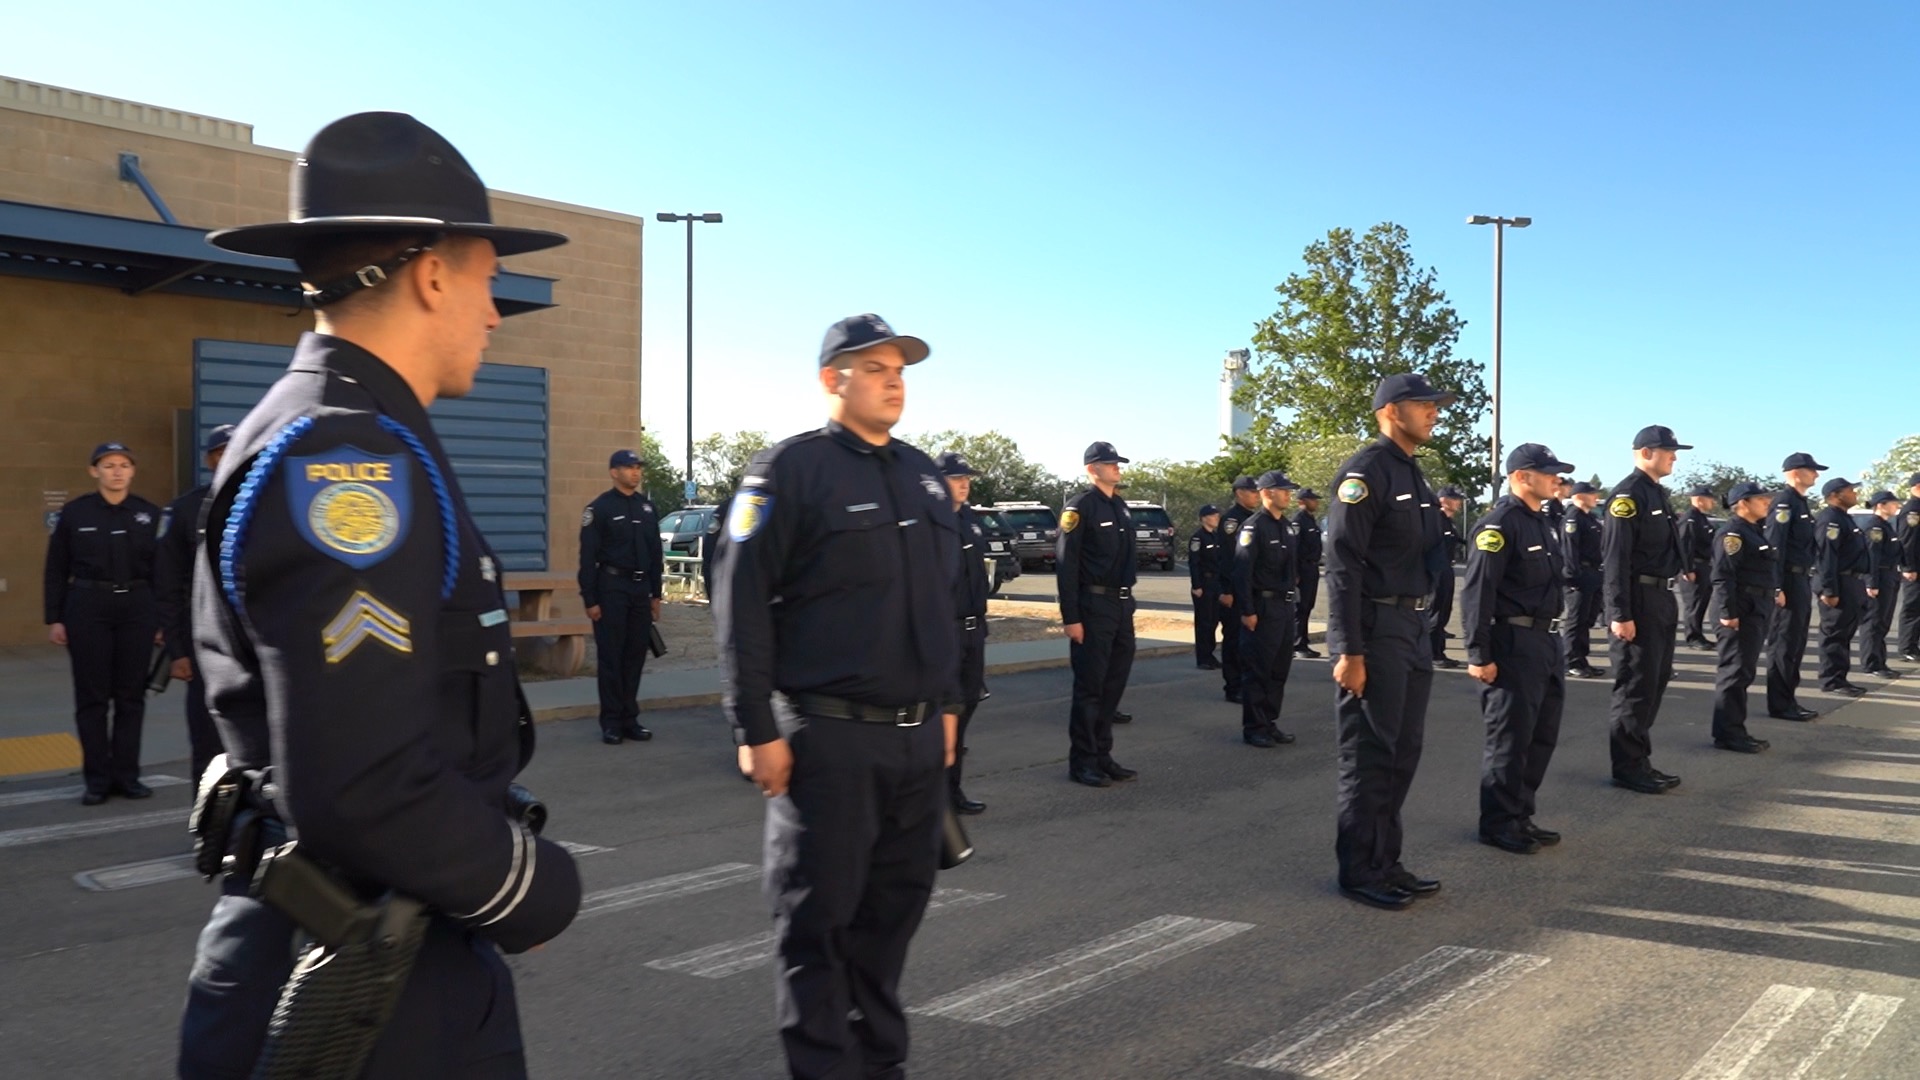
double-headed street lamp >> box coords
[1466,214,1531,493]
[656,212,724,503]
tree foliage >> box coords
[636,427,686,512]
[692,430,772,503]
[907,429,1066,507]
[1860,434,1920,499]
[1238,222,1491,492]
[1668,458,1777,513]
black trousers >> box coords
[1428,567,1455,660]
[1678,568,1712,641]
[1294,569,1321,650]
[1220,591,1242,694]
[1712,606,1765,742]
[1193,586,1220,664]
[951,623,986,795]
[184,665,222,787]
[1607,583,1677,774]
[1862,571,1900,671]
[766,714,943,1080]
[592,581,653,733]
[64,586,155,794]
[1562,582,1603,666]
[1334,604,1431,889]
[1817,576,1867,690]
[1067,593,1135,770]
[1766,572,1812,715]
[1899,576,1920,656]
[180,876,527,1079]
[1239,595,1295,732]
[1479,624,1564,833]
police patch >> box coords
[1337,478,1368,504]
[1060,509,1081,533]
[1871,527,1884,543]
[1239,528,1255,547]
[1909,511,1920,528]
[1564,520,1576,534]
[1189,538,1201,552]
[1776,508,1791,523]
[285,447,410,569]
[1825,523,1840,541]
[1609,495,1636,519]
[1475,528,1505,553]
[1224,518,1239,535]
[157,508,173,540]
[1723,533,1742,556]
[729,493,771,542]
[582,507,594,527]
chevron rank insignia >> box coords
[322,591,412,664]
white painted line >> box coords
[1571,904,1920,946]
[910,914,1253,1027]
[74,853,198,892]
[0,808,183,849]
[1680,847,1920,879]
[1659,869,1916,919]
[0,774,189,810]
[1681,984,1903,1079]
[647,888,1002,979]
[555,840,612,857]
[579,862,759,918]
[1227,946,1549,1076]
[1728,803,1911,844]
[1782,788,1920,806]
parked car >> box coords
[1126,501,1178,570]
[991,502,1062,570]
[973,507,1023,595]
[658,504,719,558]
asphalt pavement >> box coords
[1,611,1915,1078]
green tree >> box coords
[692,430,772,503]
[907,429,1064,506]
[1116,458,1226,532]
[637,427,686,512]
[1860,434,1920,498]
[1668,458,1775,514]
[1238,222,1491,492]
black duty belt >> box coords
[787,693,936,727]
[1255,589,1299,602]
[600,565,647,580]
[1786,564,1810,575]
[1371,595,1429,611]
[1843,571,1870,579]
[1741,585,1773,597]
[959,615,982,631]
[1086,585,1133,599]
[1498,614,1563,633]
[69,578,149,593]
[1635,575,1675,588]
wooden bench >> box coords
[502,572,590,676]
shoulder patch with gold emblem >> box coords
[1474,527,1505,553]
[1059,508,1081,533]
[1775,508,1791,523]
[728,493,771,542]
[286,446,409,569]
[1564,519,1577,534]
[1870,527,1883,543]
[1723,533,1742,556]
[1238,527,1255,547]
[1908,511,1920,528]
[1825,522,1841,541]
[1608,495,1636,519]
[1337,477,1368,504]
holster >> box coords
[189,754,258,881]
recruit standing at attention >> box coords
[580,448,664,745]
[1766,452,1826,721]
[1676,484,1718,650]
[1707,482,1777,754]
[1561,481,1606,678]
[1813,476,1869,697]
[1293,488,1324,659]
[1234,470,1301,749]
[1602,425,1689,794]
[1059,441,1140,788]
[1861,490,1903,678]
[154,424,235,787]
[942,450,991,815]
[1189,504,1225,669]
[1218,475,1260,701]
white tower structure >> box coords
[1220,349,1254,442]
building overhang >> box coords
[0,199,556,315]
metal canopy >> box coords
[0,199,556,315]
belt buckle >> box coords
[893,705,924,728]
[1412,596,1428,611]
[1118,587,1133,600]
[961,616,979,631]
[112,586,130,594]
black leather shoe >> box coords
[1521,820,1561,845]
[1769,707,1819,721]
[1224,691,1242,703]
[1687,637,1714,651]
[1714,736,1769,753]
[1387,870,1442,896]
[1268,726,1297,745]
[952,792,986,815]
[1111,711,1133,724]
[1647,767,1681,789]
[620,723,654,741]
[1243,729,1277,748]
[1903,650,1920,663]
[1070,766,1111,788]
[80,789,108,806]
[1339,883,1415,910]
[1434,657,1462,669]
[1569,664,1606,679]
[1099,759,1138,782]
[1480,829,1541,855]
[1871,666,1902,678]
[1825,683,1867,697]
[1294,646,1321,658]
[601,730,624,745]
[1198,658,1221,669]
[1612,771,1668,794]
[114,780,153,799]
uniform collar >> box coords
[1373,434,1415,464]
[287,332,434,437]
[824,419,898,457]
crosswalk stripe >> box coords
[1660,869,1916,919]
[646,888,1003,979]
[579,862,759,918]
[1227,946,1549,1077]
[1679,847,1920,878]
[0,774,189,810]
[0,808,182,849]
[1681,985,1903,1079]
[74,853,198,891]
[910,914,1253,1027]
[1572,903,1920,946]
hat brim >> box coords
[1379,390,1459,409]
[823,334,931,367]
[206,217,569,259]
[1638,442,1693,451]
[942,467,980,478]
[1088,456,1130,465]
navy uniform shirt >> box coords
[1814,505,1870,597]
[1562,503,1603,580]
[1324,435,1445,656]
[1188,525,1224,592]
[1292,507,1323,573]
[954,503,992,619]
[1900,495,1920,573]
[1056,486,1138,625]
[1218,501,1256,594]
[1459,495,1564,665]
[192,333,579,955]
[1601,468,1683,624]
[43,491,162,623]
[714,422,962,747]
[1677,507,1715,573]
[1766,488,1816,585]
[1231,509,1298,600]
[1544,499,1566,531]
[578,487,664,605]
[1440,511,1466,565]
[1868,513,1901,580]
[1709,516,1776,622]
[154,483,211,661]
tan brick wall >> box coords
[0,99,642,644]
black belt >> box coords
[1635,575,1674,588]
[1086,585,1133,599]
[1740,585,1772,597]
[1255,589,1299,602]
[1843,571,1870,579]
[1498,614,1563,632]
[69,578,149,593]
[786,693,936,727]
[959,615,982,631]
[600,565,647,581]
[1371,595,1429,611]
[1787,564,1810,575]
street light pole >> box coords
[1466,215,1530,493]
[656,212,723,504]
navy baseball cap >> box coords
[609,449,642,468]
[1231,475,1258,492]
[1820,476,1858,498]
[1256,470,1299,491]
[1685,484,1715,498]
[1371,372,1457,410]
[1198,504,1221,518]
[1570,481,1599,495]
[1504,443,1574,476]
[1870,490,1898,506]
[936,451,978,477]
[203,425,236,454]
[1906,472,1920,488]
[1725,481,1769,506]
[1297,488,1320,501]
[90,441,134,465]
[1436,484,1464,499]
[1084,441,1129,465]
[1782,451,1828,472]
[818,313,929,368]
[1631,425,1692,451]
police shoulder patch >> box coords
[1239,527,1255,547]
[1908,511,1920,528]
[1775,508,1791,523]
[285,445,410,569]
[1723,533,1742,556]
[1608,495,1636,519]
[1474,528,1505,553]
[1060,509,1081,533]
[157,508,173,540]
[1337,477,1368,504]
[1825,523,1841,541]
[1871,527,1884,542]
[728,493,771,542]
[1564,520,1577,534]
[1224,518,1239,535]
[1189,537,1201,552]
[581,507,594,527]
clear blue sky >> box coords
[12,1,1916,488]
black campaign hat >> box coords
[1782,451,1829,472]
[207,112,568,260]
[1631,425,1692,451]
